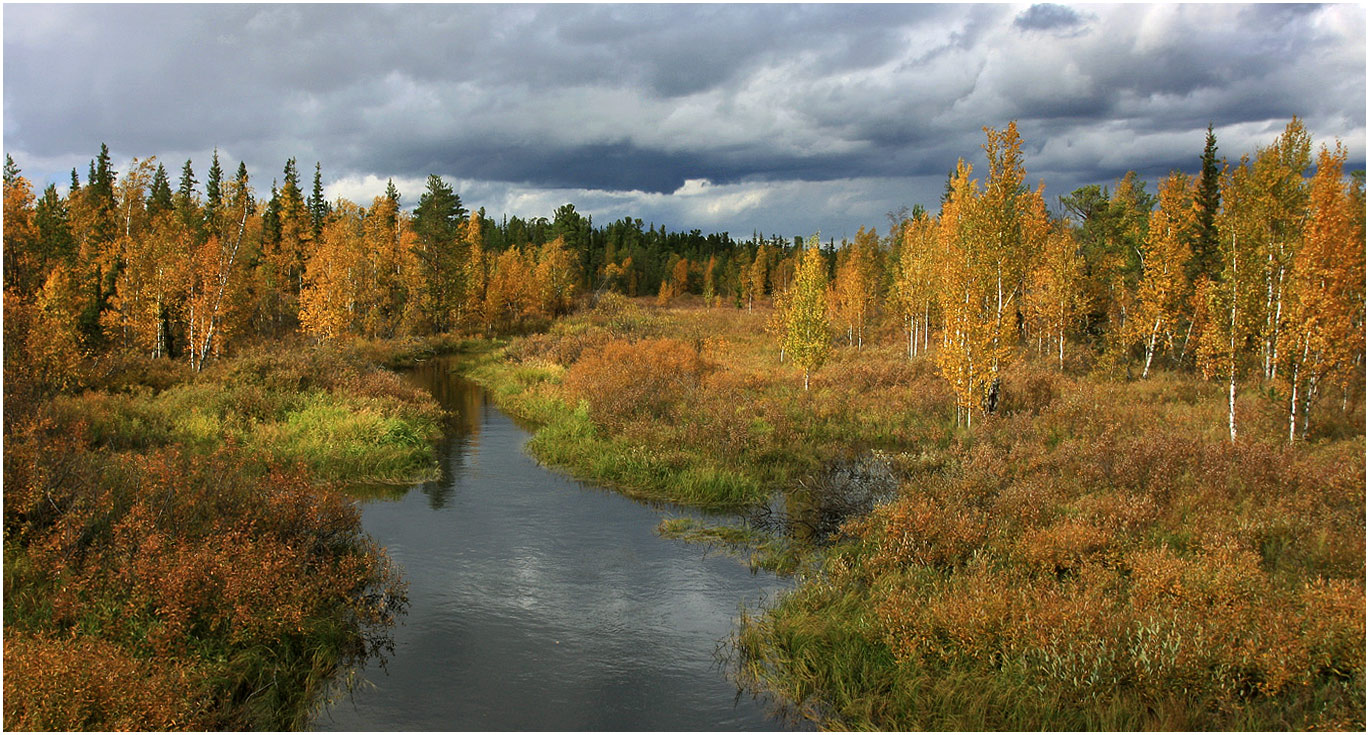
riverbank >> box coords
[311,357,791,730]
[452,295,1366,731]
[3,340,444,730]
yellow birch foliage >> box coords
[670,256,690,299]
[104,158,161,351]
[766,284,793,363]
[485,246,534,328]
[1277,143,1364,439]
[115,213,192,356]
[1026,223,1087,369]
[771,253,797,295]
[1251,117,1312,382]
[746,244,770,311]
[463,238,489,331]
[895,213,938,358]
[702,254,718,307]
[1132,172,1197,377]
[533,236,577,317]
[358,194,403,338]
[1099,171,1151,366]
[300,200,367,342]
[934,124,1043,424]
[30,266,88,390]
[831,226,878,348]
[784,235,831,390]
[1198,157,1265,442]
[185,177,254,370]
[980,122,1043,348]
[934,159,997,425]
[3,170,41,294]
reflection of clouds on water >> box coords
[317,360,790,730]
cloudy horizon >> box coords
[5,3,1365,240]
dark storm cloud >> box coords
[4,3,1363,236]
[1013,4,1088,32]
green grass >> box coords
[461,345,771,510]
[250,392,442,484]
[41,350,445,487]
[656,517,806,574]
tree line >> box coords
[765,119,1364,443]
[3,148,800,380]
[4,117,1363,440]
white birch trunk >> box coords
[1143,316,1161,378]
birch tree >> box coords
[1198,158,1262,442]
[894,213,937,358]
[1026,223,1087,369]
[1276,143,1363,440]
[784,235,831,391]
[1250,117,1312,382]
[1132,172,1197,377]
[187,167,253,370]
[300,200,365,342]
[830,226,878,349]
[934,159,997,426]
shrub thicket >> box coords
[3,345,432,730]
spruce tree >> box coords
[1191,123,1222,282]
[308,162,330,238]
[36,184,76,264]
[175,159,201,233]
[205,148,223,231]
[148,163,174,216]
[383,178,401,232]
[87,143,119,246]
[413,174,465,246]
[176,159,197,202]
[263,180,282,247]
[3,154,19,185]
[234,161,252,213]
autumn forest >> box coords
[3,117,1365,730]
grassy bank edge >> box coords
[448,339,814,577]
[455,341,768,511]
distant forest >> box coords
[4,116,1363,438]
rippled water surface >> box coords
[313,357,789,731]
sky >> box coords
[4,3,1365,241]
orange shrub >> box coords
[3,631,209,731]
[858,492,988,573]
[3,425,406,730]
[1018,519,1115,575]
[563,337,712,431]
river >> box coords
[312,356,791,731]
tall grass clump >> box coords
[36,345,445,487]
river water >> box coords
[312,357,790,731]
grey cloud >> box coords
[1013,3,1088,32]
[4,3,1364,239]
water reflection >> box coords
[313,356,790,731]
[404,359,485,510]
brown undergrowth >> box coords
[3,344,436,730]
